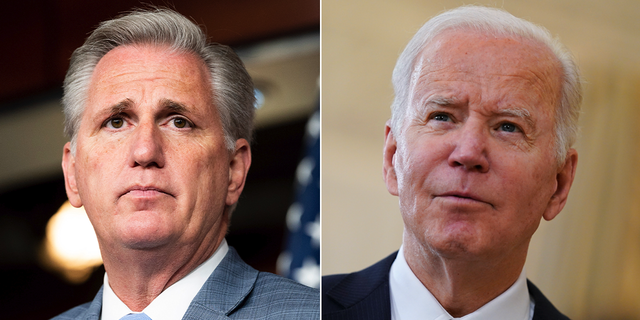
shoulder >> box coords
[255,271,320,307]
[216,247,318,319]
[254,270,319,298]
[322,252,397,319]
[528,280,571,320]
[323,251,397,303]
[49,302,92,320]
[229,271,319,319]
[50,286,102,320]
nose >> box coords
[129,122,165,168]
[447,123,489,173]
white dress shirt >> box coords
[389,247,534,320]
[101,239,229,320]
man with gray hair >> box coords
[323,6,579,320]
[53,8,318,320]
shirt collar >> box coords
[389,246,531,320]
[102,239,229,320]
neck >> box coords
[402,233,527,317]
[102,232,224,311]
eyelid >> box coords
[429,111,450,117]
[422,100,456,117]
[497,121,523,133]
[167,115,194,128]
[427,111,454,122]
[495,108,534,131]
[102,113,128,128]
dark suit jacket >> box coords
[323,251,569,320]
[52,247,319,320]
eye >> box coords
[171,117,192,129]
[432,114,451,122]
[499,123,519,133]
[106,117,125,129]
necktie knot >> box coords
[120,313,152,320]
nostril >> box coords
[134,160,161,168]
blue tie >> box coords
[119,313,152,320]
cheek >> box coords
[395,155,434,224]
[177,146,228,193]
[498,156,556,224]
[76,147,111,190]
[396,137,438,185]
[78,133,123,170]
[525,170,556,212]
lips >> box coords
[120,185,173,198]
[435,191,493,207]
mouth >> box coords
[435,192,493,208]
[120,186,173,199]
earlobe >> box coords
[383,122,399,196]
[62,142,83,208]
[226,139,252,206]
[543,149,578,221]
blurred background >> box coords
[322,0,640,319]
[0,1,318,319]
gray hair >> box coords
[63,8,255,152]
[390,6,582,164]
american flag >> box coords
[277,108,320,288]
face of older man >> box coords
[383,30,576,260]
[62,45,250,253]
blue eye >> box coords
[433,114,450,122]
[500,123,517,132]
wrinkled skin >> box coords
[62,45,251,309]
[382,30,577,316]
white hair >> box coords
[63,8,255,153]
[390,6,582,163]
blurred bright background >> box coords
[322,1,640,319]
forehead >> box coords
[94,44,208,80]
[86,44,212,109]
[411,29,563,110]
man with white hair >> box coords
[52,8,318,320]
[323,6,580,320]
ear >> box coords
[62,142,83,208]
[543,148,578,221]
[226,139,252,206]
[383,122,399,196]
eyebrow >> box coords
[497,108,531,119]
[102,98,189,115]
[424,95,457,106]
[105,99,134,116]
[424,95,533,122]
[494,107,535,129]
[160,98,189,114]
[413,95,457,117]
[421,95,536,128]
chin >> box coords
[121,236,174,250]
[425,234,466,254]
[425,227,486,259]
[118,224,177,250]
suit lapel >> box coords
[528,280,569,320]
[182,247,259,320]
[324,252,397,320]
[69,286,103,320]
[324,252,569,320]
